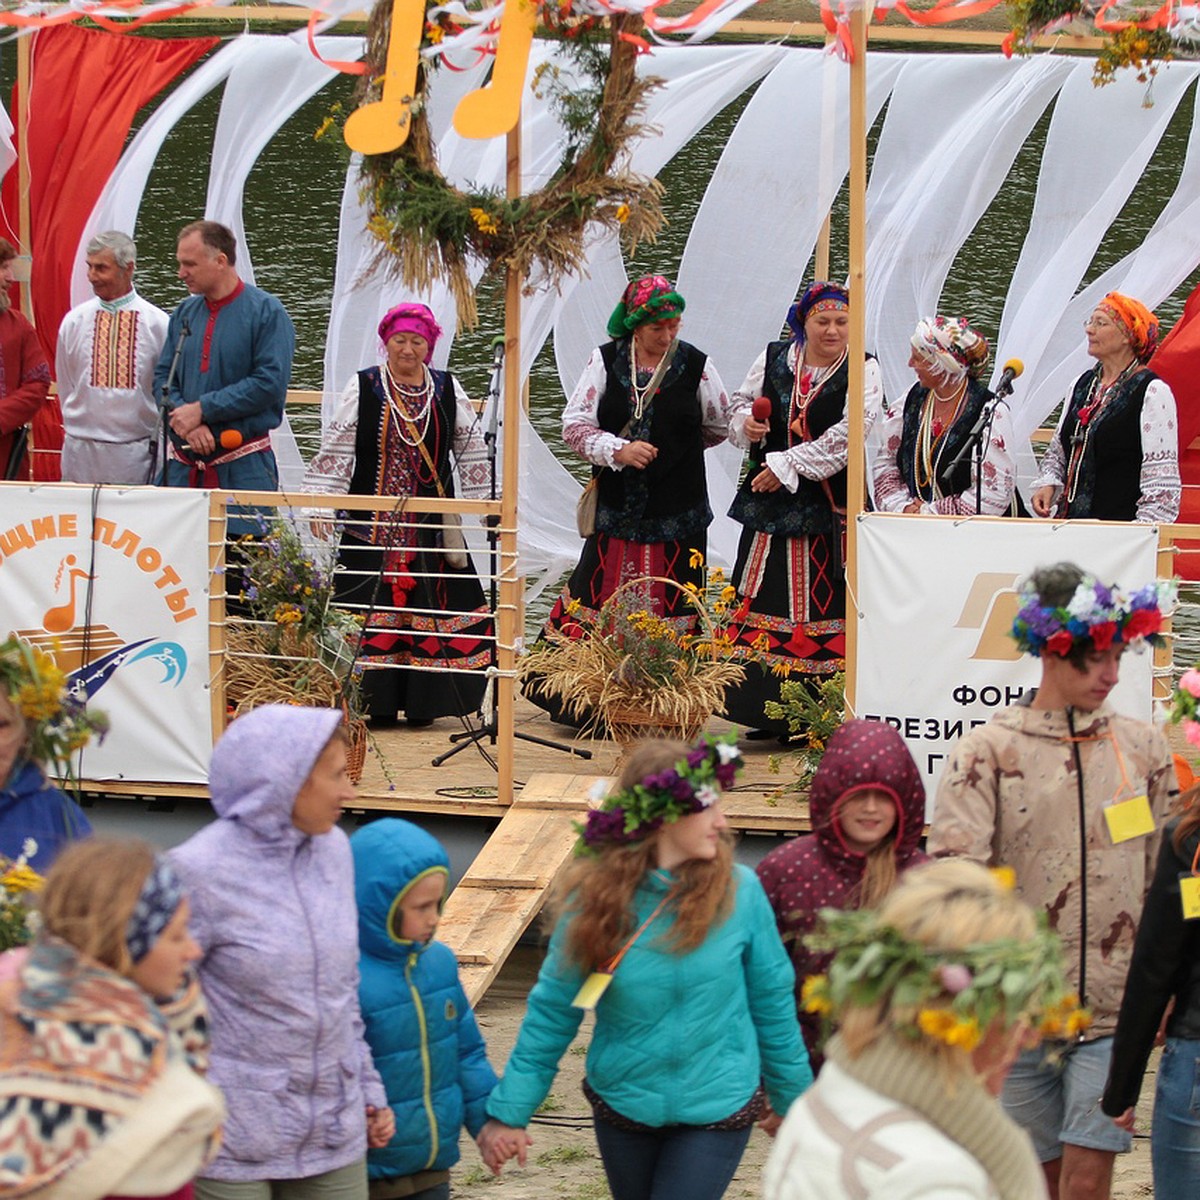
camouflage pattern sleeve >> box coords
[927,730,1000,865]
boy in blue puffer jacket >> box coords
[351,818,499,1199]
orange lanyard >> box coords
[598,889,676,976]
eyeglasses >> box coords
[1084,316,1116,331]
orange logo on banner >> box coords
[953,572,1023,662]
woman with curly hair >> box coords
[477,734,812,1199]
[1031,292,1179,522]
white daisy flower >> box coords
[715,743,741,765]
[696,784,720,808]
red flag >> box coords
[1150,283,1200,579]
[0,24,217,479]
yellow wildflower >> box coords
[801,974,832,1016]
[426,22,444,43]
[752,633,770,653]
[615,203,630,224]
[720,585,736,603]
[2,864,43,895]
[565,598,581,615]
[469,207,500,236]
[688,549,705,568]
[314,116,335,141]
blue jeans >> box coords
[1152,1037,1200,1194]
[592,1116,752,1200]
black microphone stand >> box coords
[433,338,590,766]
[150,316,190,484]
[945,385,1011,516]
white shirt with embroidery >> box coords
[1032,376,1180,523]
[726,346,885,493]
[561,345,731,468]
[302,370,489,499]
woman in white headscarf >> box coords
[872,316,1015,515]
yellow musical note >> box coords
[452,0,538,140]
[343,0,427,155]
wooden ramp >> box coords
[437,772,605,1005]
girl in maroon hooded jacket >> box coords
[756,719,927,1071]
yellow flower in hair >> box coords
[990,866,1017,892]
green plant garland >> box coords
[338,4,665,327]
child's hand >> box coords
[756,1104,782,1138]
[478,1118,531,1175]
[366,1105,395,1148]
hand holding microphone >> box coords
[747,396,772,444]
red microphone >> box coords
[219,429,244,451]
[750,396,771,447]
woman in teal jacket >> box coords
[479,734,813,1199]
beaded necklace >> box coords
[789,345,847,445]
[382,360,435,447]
[914,376,967,494]
[628,337,677,420]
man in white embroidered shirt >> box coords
[56,231,168,485]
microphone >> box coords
[490,335,505,366]
[219,429,244,451]
[750,396,772,444]
[994,358,1023,399]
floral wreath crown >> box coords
[802,890,1088,1054]
[0,636,109,783]
[1009,574,1173,659]
[577,733,742,854]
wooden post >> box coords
[496,120,523,805]
[843,3,868,717]
[16,32,32,319]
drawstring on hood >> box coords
[208,705,344,842]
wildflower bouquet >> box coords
[1170,664,1200,749]
[0,839,43,952]
[765,673,846,797]
[226,520,365,722]
[520,560,750,741]
[0,637,109,785]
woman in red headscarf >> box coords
[1031,292,1180,522]
[526,275,731,726]
[303,302,489,726]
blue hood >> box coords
[208,705,344,841]
[351,818,449,960]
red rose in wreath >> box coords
[1089,621,1117,651]
[1123,609,1161,640]
[1046,629,1075,657]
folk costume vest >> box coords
[346,365,458,544]
[594,338,710,543]
[728,341,856,538]
[1056,366,1155,520]
[897,377,992,503]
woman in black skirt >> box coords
[303,302,489,726]
[722,283,884,736]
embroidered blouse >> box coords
[727,345,885,494]
[303,368,489,499]
[562,343,730,468]
[1032,375,1179,524]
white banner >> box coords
[855,514,1161,813]
[0,486,214,784]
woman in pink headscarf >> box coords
[303,303,489,726]
[1031,291,1179,522]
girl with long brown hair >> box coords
[477,733,812,1199]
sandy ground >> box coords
[450,946,1157,1200]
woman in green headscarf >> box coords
[526,275,731,726]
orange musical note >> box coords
[43,555,94,635]
[452,0,538,140]
[343,0,427,155]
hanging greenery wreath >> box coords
[333,4,665,328]
[1004,0,1176,83]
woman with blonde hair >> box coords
[765,858,1080,1200]
[478,734,812,1199]
[0,837,224,1199]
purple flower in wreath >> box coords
[583,808,629,846]
[715,760,737,789]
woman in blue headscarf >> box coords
[723,283,884,736]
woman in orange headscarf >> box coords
[1031,292,1180,522]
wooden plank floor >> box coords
[83,695,813,835]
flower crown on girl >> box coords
[801,881,1088,1054]
[1009,574,1173,659]
[576,733,742,854]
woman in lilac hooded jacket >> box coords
[170,705,392,1198]
[756,719,927,1071]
